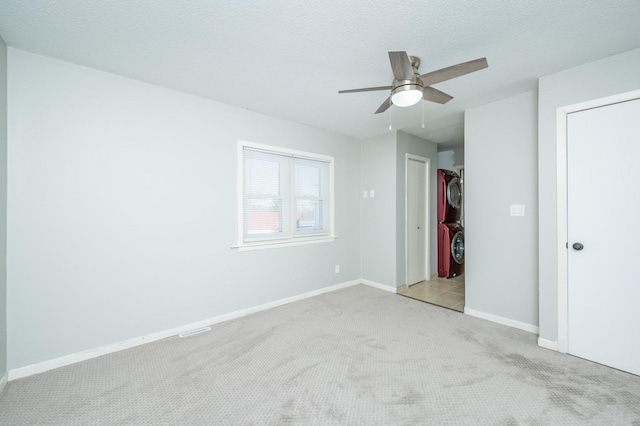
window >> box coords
[238,141,334,249]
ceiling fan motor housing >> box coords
[409,55,421,70]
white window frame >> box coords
[236,140,335,251]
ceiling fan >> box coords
[338,51,488,114]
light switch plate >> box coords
[363,190,368,198]
[370,189,375,198]
[510,204,525,216]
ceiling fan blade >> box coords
[423,87,453,104]
[338,85,393,94]
[419,57,488,87]
[374,97,392,114]
[388,51,414,81]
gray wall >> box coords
[360,132,397,286]
[360,131,438,288]
[0,36,7,380]
[538,48,640,341]
[396,131,438,284]
[465,90,539,327]
[6,49,362,370]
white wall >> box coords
[6,49,362,370]
[465,90,539,327]
[396,131,438,283]
[360,132,397,286]
[537,48,640,342]
[0,36,7,381]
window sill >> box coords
[231,235,338,251]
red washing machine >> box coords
[437,169,462,223]
[438,223,465,278]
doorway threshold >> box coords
[397,274,465,312]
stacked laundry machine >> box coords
[437,169,465,278]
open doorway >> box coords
[399,150,465,312]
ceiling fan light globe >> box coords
[391,85,423,107]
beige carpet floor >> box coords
[0,284,639,425]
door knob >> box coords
[572,242,584,251]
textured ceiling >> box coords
[0,1,639,145]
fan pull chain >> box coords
[388,107,392,131]
[421,101,425,129]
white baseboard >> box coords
[360,279,397,293]
[0,371,7,394]
[537,338,558,351]
[8,279,361,381]
[0,371,9,395]
[464,307,539,334]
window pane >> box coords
[241,143,332,245]
[295,164,320,197]
[246,198,282,235]
[295,199,323,232]
[245,158,280,195]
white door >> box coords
[407,157,428,285]
[567,97,640,376]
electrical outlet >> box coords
[335,264,340,273]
